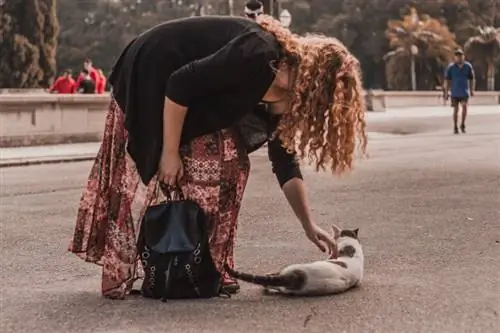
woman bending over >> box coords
[69,15,367,299]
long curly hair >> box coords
[257,15,367,175]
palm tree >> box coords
[464,26,500,91]
[384,8,457,90]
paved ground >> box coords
[1,105,499,166]
[1,107,499,333]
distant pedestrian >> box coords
[49,69,76,94]
[76,58,101,93]
[244,0,263,19]
[444,49,475,134]
[77,69,96,94]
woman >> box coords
[69,15,367,299]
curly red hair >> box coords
[257,15,367,175]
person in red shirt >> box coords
[76,59,100,93]
[49,69,76,94]
[96,69,107,94]
[85,59,100,93]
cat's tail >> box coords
[224,264,305,290]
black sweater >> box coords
[109,16,302,186]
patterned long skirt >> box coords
[69,97,250,299]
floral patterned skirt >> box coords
[68,97,250,299]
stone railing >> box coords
[366,90,500,111]
[1,91,499,147]
[0,94,110,147]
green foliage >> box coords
[37,0,60,85]
[4,0,500,89]
[465,25,500,90]
[306,0,500,90]
[384,8,458,90]
[56,0,228,76]
[0,0,58,88]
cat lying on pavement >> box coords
[224,225,364,296]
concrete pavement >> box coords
[0,105,498,167]
[0,108,499,333]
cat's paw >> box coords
[262,286,280,295]
[262,287,272,295]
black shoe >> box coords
[460,124,466,133]
[454,126,459,134]
[222,282,240,294]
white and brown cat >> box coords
[224,225,364,296]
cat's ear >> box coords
[353,228,359,237]
[331,224,342,239]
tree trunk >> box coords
[486,62,495,91]
[228,0,234,16]
[38,0,59,86]
[0,0,44,88]
[411,55,417,91]
[261,0,275,17]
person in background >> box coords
[444,49,475,134]
[244,0,263,19]
[97,69,107,94]
[49,69,76,94]
[77,69,96,94]
[76,58,101,93]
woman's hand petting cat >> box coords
[304,223,338,258]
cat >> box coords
[224,225,364,296]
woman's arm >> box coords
[268,138,312,230]
[158,98,188,185]
[268,138,337,255]
[281,177,314,231]
[162,98,188,154]
[267,136,303,187]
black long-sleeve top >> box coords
[108,15,302,186]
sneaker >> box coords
[460,124,466,133]
[454,126,459,134]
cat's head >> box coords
[330,225,362,259]
[331,224,360,241]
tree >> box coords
[37,0,60,85]
[384,7,457,90]
[0,0,58,88]
[309,0,414,89]
[56,0,218,75]
[465,26,500,90]
[52,0,498,90]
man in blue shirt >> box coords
[444,49,475,134]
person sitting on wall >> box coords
[77,69,96,94]
[96,69,107,94]
[49,69,76,94]
[76,58,101,93]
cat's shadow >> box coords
[256,284,363,299]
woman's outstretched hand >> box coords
[304,223,338,258]
[158,150,184,186]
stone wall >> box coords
[367,90,500,111]
[0,94,109,147]
[1,91,499,147]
